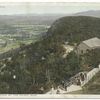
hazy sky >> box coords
[0,2,100,15]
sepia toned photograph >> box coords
[0,2,100,98]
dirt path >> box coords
[46,65,100,94]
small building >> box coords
[77,37,100,54]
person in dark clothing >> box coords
[56,89,60,94]
[76,78,81,85]
[65,85,67,91]
[80,73,85,81]
[62,81,65,88]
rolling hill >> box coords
[0,16,100,93]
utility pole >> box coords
[70,33,73,42]
[46,69,51,83]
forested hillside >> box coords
[47,16,100,44]
[0,16,100,94]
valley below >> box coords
[0,24,50,54]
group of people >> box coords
[75,72,87,86]
[62,72,87,90]
[50,72,87,94]
[50,85,60,94]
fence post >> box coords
[98,64,100,71]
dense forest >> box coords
[47,16,100,44]
[0,16,100,94]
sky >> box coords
[0,2,100,15]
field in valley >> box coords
[0,24,50,54]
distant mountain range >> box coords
[74,10,100,18]
[0,10,100,26]
[0,14,68,25]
